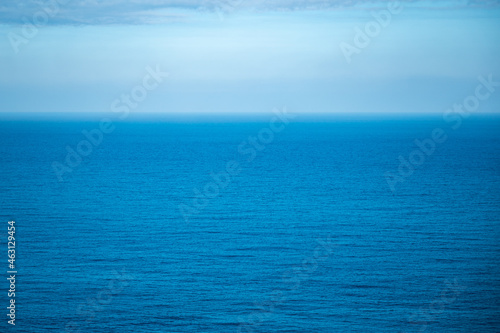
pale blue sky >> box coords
[1,1,499,114]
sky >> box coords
[0,0,500,115]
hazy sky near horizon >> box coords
[1,0,500,114]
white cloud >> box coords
[1,0,499,25]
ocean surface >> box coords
[0,115,499,332]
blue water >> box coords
[0,115,499,332]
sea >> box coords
[0,114,499,332]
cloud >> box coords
[0,0,499,25]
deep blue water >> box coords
[0,115,499,332]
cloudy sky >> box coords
[1,0,499,114]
